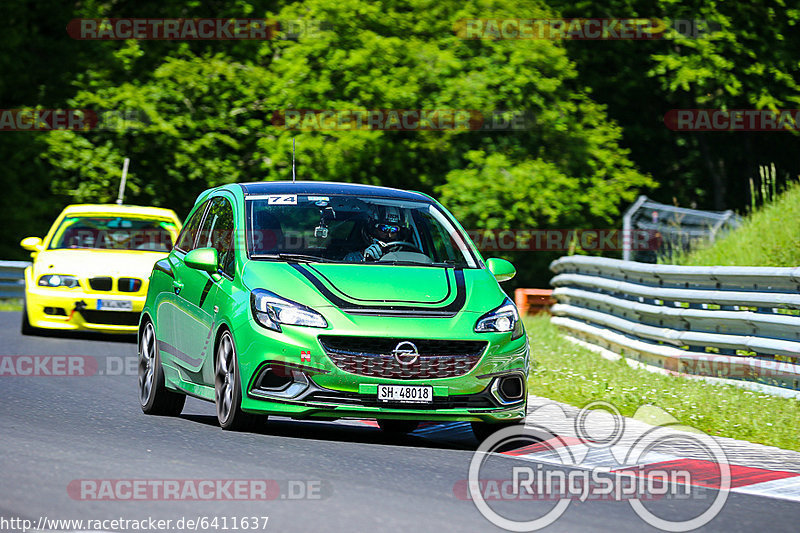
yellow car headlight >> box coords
[38,274,80,288]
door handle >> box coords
[172,280,184,294]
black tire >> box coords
[215,330,259,431]
[20,299,37,336]
[377,419,420,435]
[139,320,186,416]
[471,420,524,443]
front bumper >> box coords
[24,284,144,333]
[232,311,529,423]
[247,372,527,423]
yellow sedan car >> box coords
[20,204,181,335]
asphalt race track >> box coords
[1,311,797,532]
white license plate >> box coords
[377,384,433,403]
[96,299,133,311]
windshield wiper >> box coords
[252,253,335,263]
[374,260,441,267]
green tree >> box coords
[40,0,653,285]
[548,0,800,210]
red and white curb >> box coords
[498,435,800,503]
[353,396,800,504]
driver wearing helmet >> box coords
[344,205,404,262]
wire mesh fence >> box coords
[622,195,742,262]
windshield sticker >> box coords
[267,194,297,205]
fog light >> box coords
[491,374,525,405]
[250,364,310,399]
[499,375,524,400]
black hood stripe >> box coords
[290,264,467,317]
[306,264,453,305]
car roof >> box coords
[61,204,180,220]
[237,181,433,202]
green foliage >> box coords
[548,0,800,211]
[34,0,654,286]
[648,0,800,110]
[9,0,794,280]
[671,179,800,266]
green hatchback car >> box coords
[138,182,529,439]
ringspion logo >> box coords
[464,402,730,531]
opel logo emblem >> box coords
[392,341,419,365]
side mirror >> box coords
[486,257,516,282]
[185,247,219,273]
[20,236,43,252]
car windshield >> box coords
[246,194,477,267]
[49,216,178,252]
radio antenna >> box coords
[292,137,296,183]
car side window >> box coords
[175,200,210,252]
[411,210,453,262]
[198,197,236,278]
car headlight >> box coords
[251,289,328,332]
[475,297,524,339]
[37,274,80,288]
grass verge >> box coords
[525,314,800,451]
[0,298,22,311]
[668,180,800,266]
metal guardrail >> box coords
[0,261,30,299]
[550,256,800,393]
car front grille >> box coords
[118,277,143,293]
[88,277,113,291]
[79,310,140,326]
[317,336,487,380]
[86,276,144,293]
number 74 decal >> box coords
[268,194,297,205]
